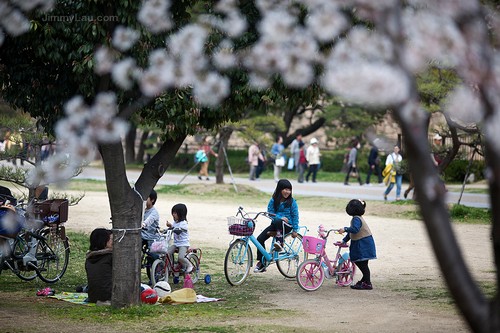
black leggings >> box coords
[256,221,292,262]
[354,260,371,283]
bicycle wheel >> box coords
[12,235,37,281]
[186,253,200,283]
[36,227,70,283]
[151,258,167,286]
[336,258,356,286]
[276,233,303,278]
[224,239,252,286]
[296,259,324,291]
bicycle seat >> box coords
[334,241,349,248]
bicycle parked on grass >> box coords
[224,206,306,286]
[149,228,211,286]
[296,225,356,291]
[0,196,70,283]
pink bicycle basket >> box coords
[227,217,255,236]
[302,236,326,255]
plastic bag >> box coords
[150,238,168,254]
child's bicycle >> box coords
[149,228,211,286]
[224,206,307,286]
[296,225,356,291]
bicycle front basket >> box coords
[302,236,326,255]
[227,216,255,236]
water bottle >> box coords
[318,224,327,238]
[183,273,194,289]
[321,262,331,279]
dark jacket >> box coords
[85,248,112,303]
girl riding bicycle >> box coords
[254,179,299,273]
[338,199,377,290]
[166,203,193,273]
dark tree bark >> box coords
[385,3,499,332]
[125,125,137,164]
[99,135,185,308]
[135,130,150,164]
[215,126,234,184]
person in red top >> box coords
[297,142,307,183]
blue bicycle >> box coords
[224,206,306,286]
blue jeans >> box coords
[384,174,403,198]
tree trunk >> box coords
[99,141,143,308]
[125,125,137,164]
[98,135,186,308]
[215,126,233,184]
[135,130,149,164]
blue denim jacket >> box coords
[267,198,299,232]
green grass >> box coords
[449,204,491,224]
[0,230,299,332]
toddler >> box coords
[338,199,377,290]
[166,203,193,273]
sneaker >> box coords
[183,263,194,274]
[273,242,284,253]
[360,282,373,290]
[383,194,387,201]
[253,262,266,273]
[350,281,363,289]
[351,281,373,290]
[36,287,55,296]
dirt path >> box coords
[63,191,494,332]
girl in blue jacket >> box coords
[254,179,299,273]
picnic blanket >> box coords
[49,290,223,305]
[49,292,93,306]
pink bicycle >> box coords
[296,225,355,291]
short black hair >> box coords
[148,189,157,205]
[89,228,112,251]
[172,203,188,221]
[346,199,366,216]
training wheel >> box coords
[204,274,211,284]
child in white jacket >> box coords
[166,203,193,273]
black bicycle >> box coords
[0,197,70,283]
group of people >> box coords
[248,133,322,183]
[254,179,377,290]
[85,190,193,304]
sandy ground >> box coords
[61,191,495,333]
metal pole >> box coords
[222,146,238,193]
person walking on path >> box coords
[198,138,218,181]
[305,138,321,183]
[248,140,263,181]
[289,133,303,171]
[344,141,363,186]
[382,145,403,201]
[297,142,307,183]
[271,136,285,182]
[365,144,383,185]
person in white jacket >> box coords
[166,203,193,273]
[305,138,321,183]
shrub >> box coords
[444,160,485,183]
